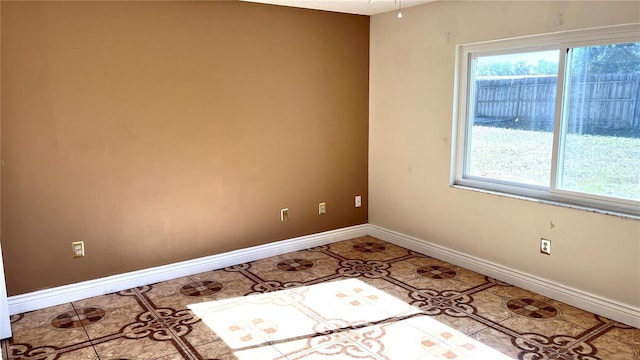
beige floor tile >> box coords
[552,300,607,329]
[10,303,75,331]
[153,307,201,341]
[404,288,468,315]
[386,259,424,281]
[279,249,336,262]
[380,283,414,304]
[308,267,341,282]
[499,315,587,339]
[583,334,640,360]
[404,256,455,268]
[83,303,152,340]
[392,258,459,285]
[8,303,93,350]
[258,266,325,284]
[53,347,99,360]
[308,258,343,279]
[93,335,181,359]
[452,265,492,287]
[487,283,551,301]
[272,332,381,360]
[379,315,513,359]
[144,277,194,300]
[72,291,140,312]
[336,258,391,276]
[604,322,640,349]
[188,269,256,300]
[345,275,394,290]
[246,256,284,274]
[473,327,524,359]
[329,237,410,261]
[152,292,215,312]
[8,325,92,351]
[4,344,99,360]
[429,313,489,335]
[170,318,220,349]
[154,352,194,360]
[468,291,514,323]
[190,338,246,359]
[405,276,473,292]
[177,279,224,298]
[200,303,317,349]
[415,264,460,281]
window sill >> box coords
[450,184,640,221]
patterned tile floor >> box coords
[2,236,639,359]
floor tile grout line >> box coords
[163,330,223,360]
[7,302,102,359]
[70,302,102,360]
[491,312,585,357]
[231,311,430,355]
[136,284,209,360]
[384,253,426,265]
[83,287,179,358]
[83,332,127,348]
[565,320,618,349]
[226,266,264,288]
[597,325,640,350]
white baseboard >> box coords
[8,223,639,328]
[7,224,368,315]
[368,224,640,328]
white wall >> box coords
[369,1,640,309]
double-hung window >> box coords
[452,24,640,217]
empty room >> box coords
[0,0,638,359]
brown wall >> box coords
[0,1,369,295]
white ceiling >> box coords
[240,0,436,16]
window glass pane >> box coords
[560,43,640,200]
[467,50,559,186]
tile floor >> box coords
[2,236,639,359]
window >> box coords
[453,24,640,217]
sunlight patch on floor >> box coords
[189,278,514,359]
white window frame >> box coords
[452,23,640,218]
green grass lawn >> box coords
[469,126,640,200]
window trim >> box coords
[451,23,640,218]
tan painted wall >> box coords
[1,1,369,295]
[370,1,640,307]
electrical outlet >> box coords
[318,202,326,215]
[280,208,289,222]
[72,241,85,258]
[540,238,551,255]
[355,195,362,208]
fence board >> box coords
[474,74,640,134]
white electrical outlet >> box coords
[281,208,289,222]
[355,195,362,208]
[319,202,326,215]
[540,238,551,255]
[72,241,85,258]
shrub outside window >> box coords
[452,24,640,217]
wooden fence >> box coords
[474,74,640,134]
